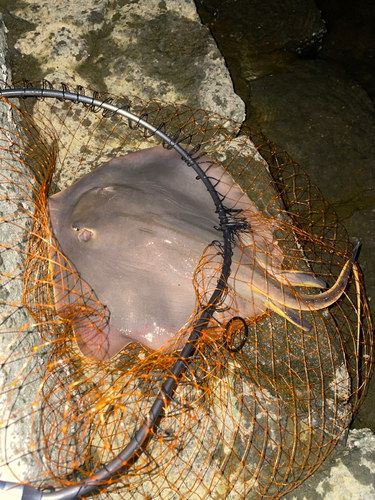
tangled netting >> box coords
[0,81,372,500]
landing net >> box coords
[0,81,372,499]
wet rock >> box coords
[196,0,326,99]
[315,0,375,105]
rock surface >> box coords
[1,0,245,121]
[196,0,326,100]
[284,428,375,500]
[0,13,46,483]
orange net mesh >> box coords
[0,82,372,499]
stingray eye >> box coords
[71,223,81,232]
[72,226,79,232]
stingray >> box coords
[48,145,358,361]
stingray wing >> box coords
[49,241,114,360]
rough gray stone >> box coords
[284,428,375,499]
[0,12,43,482]
[0,15,88,485]
[6,0,245,121]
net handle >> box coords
[0,84,234,499]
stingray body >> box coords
[48,146,357,361]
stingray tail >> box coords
[266,299,312,331]
[236,242,360,331]
[293,241,360,310]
